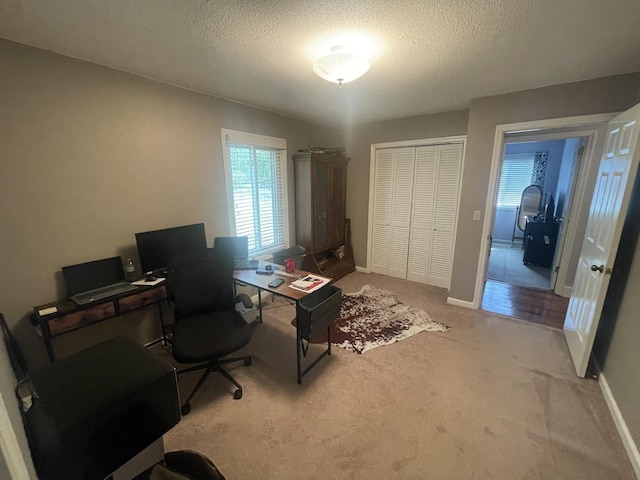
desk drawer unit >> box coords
[35,283,169,361]
[118,285,167,313]
[48,302,117,336]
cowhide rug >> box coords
[299,284,450,354]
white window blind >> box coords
[496,154,535,207]
[221,129,288,256]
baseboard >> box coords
[446,296,477,309]
[355,265,368,273]
[598,369,640,479]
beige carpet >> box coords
[155,272,634,480]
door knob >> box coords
[590,264,604,273]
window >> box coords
[221,129,288,256]
[496,154,536,207]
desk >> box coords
[34,282,168,361]
[233,267,334,384]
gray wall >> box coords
[0,38,338,478]
[595,167,640,452]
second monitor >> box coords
[135,223,207,276]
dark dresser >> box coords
[522,216,560,267]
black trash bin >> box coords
[272,245,306,269]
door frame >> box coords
[365,135,467,273]
[474,114,617,307]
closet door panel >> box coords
[408,147,437,283]
[371,227,390,275]
[388,148,415,278]
[390,149,415,228]
[429,229,454,288]
[371,150,394,274]
[428,144,463,289]
[389,226,410,279]
[407,228,430,283]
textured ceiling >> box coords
[1,0,640,127]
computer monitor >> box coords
[135,223,207,275]
[213,236,249,260]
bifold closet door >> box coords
[406,147,436,283]
[406,144,462,288]
[428,144,462,288]
[371,143,462,289]
[370,147,415,278]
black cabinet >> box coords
[523,217,559,267]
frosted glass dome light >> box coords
[313,46,370,86]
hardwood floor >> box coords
[481,280,569,329]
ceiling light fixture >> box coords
[313,46,370,87]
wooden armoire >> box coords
[293,151,355,280]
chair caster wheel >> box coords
[244,357,252,366]
[181,404,191,416]
[233,389,242,400]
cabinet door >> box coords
[328,164,346,247]
[312,161,329,251]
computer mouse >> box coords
[145,274,157,282]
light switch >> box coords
[473,210,481,221]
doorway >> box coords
[476,114,616,325]
[487,138,581,292]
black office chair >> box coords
[167,249,253,415]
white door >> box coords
[429,144,463,288]
[370,150,394,275]
[388,148,416,278]
[564,103,640,377]
[407,147,436,283]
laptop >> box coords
[213,236,259,270]
[62,256,137,306]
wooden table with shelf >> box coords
[34,282,168,361]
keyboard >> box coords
[71,282,138,305]
[234,259,259,270]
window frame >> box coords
[220,129,289,257]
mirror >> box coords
[517,184,543,231]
